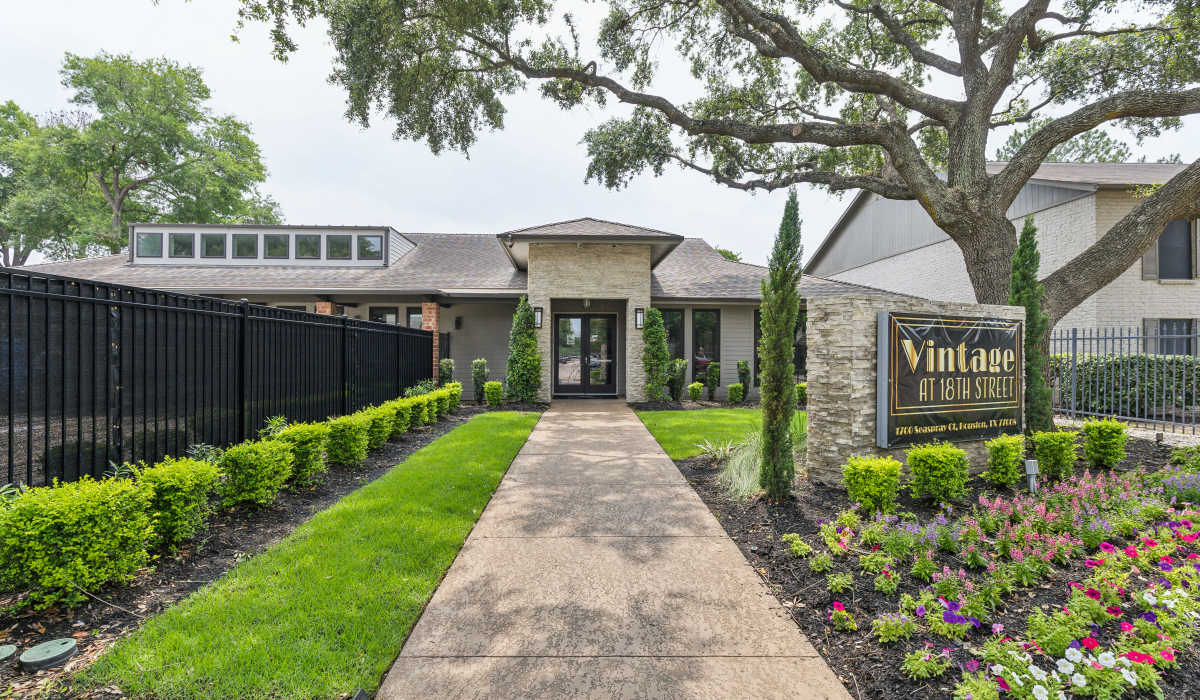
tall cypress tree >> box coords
[641,307,670,401]
[1010,216,1053,432]
[759,189,803,501]
[505,296,542,402]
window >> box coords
[407,306,423,329]
[276,305,307,312]
[233,233,258,258]
[357,234,383,260]
[327,234,352,260]
[1160,319,1194,356]
[370,306,399,324]
[169,233,194,258]
[1158,219,1193,279]
[692,309,720,381]
[659,309,684,360]
[264,234,289,259]
[296,234,321,259]
[135,232,162,257]
[201,233,226,258]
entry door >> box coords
[554,314,617,395]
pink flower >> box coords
[1085,588,1102,600]
[1161,649,1175,662]
[1068,581,1084,590]
[1085,559,1104,567]
[1100,542,1117,553]
[996,677,1010,691]
[1081,637,1099,650]
[832,601,845,611]
[1107,605,1123,617]
[1125,545,1139,558]
[1143,537,1159,547]
[1125,651,1156,664]
[1120,622,1134,632]
[966,659,979,672]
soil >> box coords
[0,405,515,698]
[676,436,1200,700]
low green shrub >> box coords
[438,358,454,385]
[382,400,412,439]
[0,477,153,608]
[433,392,450,420]
[138,457,220,548]
[325,413,371,468]
[445,382,462,412]
[906,441,969,504]
[705,362,721,400]
[1048,352,1198,418]
[404,379,435,397]
[796,381,807,405]
[1082,417,1128,469]
[687,381,704,401]
[982,433,1025,487]
[842,455,902,514]
[408,395,432,425]
[362,406,394,450]
[484,381,503,407]
[1030,430,1079,481]
[471,358,489,403]
[274,422,330,486]
[737,360,751,387]
[728,382,745,403]
[217,440,294,508]
[667,358,688,402]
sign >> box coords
[876,312,1023,448]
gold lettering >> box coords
[900,339,931,373]
[970,348,988,372]
[1002,348,1016,372]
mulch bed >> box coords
[0,405,517,697]
[676,435,1200,700]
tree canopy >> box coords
[236,0,1200,324]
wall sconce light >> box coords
[534,307,543,328]
[455,316,463,330]
[635,307,645,329]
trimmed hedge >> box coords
[906,441,969,504]
[363,406,394,450]
[796,381,807,405]
[842,455,902,514]
[1031,430,1079,481]
[445,382,462,412]
[471,358,489,403]
[983,433,1025,487]
[705,362,721,401]
[382,399,413,439]
[326,414,371,468]
[139,457,220,548]
[687,381,704,401]
[1049,353,1199,418]
[275,422,331,486]
[0,477,154,608]
[1082,417,1128,469]
[484,381,503,407]
[728,382,745,403]
[217,440,295,508]
[667,358,688,402]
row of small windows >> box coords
[135,232,384,261]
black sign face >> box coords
[876,312,1023,448]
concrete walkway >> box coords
[378,400,848,699]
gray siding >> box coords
[388,230,416,264]
[656,303,760,400]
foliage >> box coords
[407,394,432,425]
[484,380,503,407]
[444,381,462,412]
[382,400,413,439]
[697,439,737,464]
[471,358,489,403]
[715,247,742,262]
[795,382,807,405]
[1082,418,1129,469]
[505,296,542,402]
[259,415,289,439]
[874,568,900,595]
[842,455,902,514]
[687,381,703,401]
[217,440,294,508]
[438,358,455,385]
[996,117,1133,164]
[274,422,331,486]
[781,533,812,558]
[901,648,951,680]
[362,406,394,450]
[718,431,764,501]
[828,601,857,632]
[827,571,853,594]
[666,358,688,402]
[704,361,721,401]
[983,434,1026,487]
[641,307,670,401]
[1048,353,1199,417]
[186,442,224,464]
[736,360,751,388]
[906,441,969,504]
[809,552,833,573]
[404,379,436,397]
[325,414,371,468]
[137,457,220,549]
[872,612,916,643]
[759,190,803,501]
[1031,430,1080,481]
[0,476,153,608]
[1010,216,1053,432]
[727,382,745,404]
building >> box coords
[806,162,1198,338]
[22,217,894,402]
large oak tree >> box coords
[235,0,1200,326]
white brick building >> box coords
[806,163,1199,338]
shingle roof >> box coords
[985,161,1187,187]
[500,217,684,240]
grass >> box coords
[635,408,764,459]
[81,411,540,699]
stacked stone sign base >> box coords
[806,294,1025,486]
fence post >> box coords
[237,299,249,442]
[340,315,349,415]
[1069,328,1079,419]
[107,294,123,467]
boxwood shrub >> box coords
[796,381,808,405]
[983,433,1025,487]
[728,382,745,403]
[447,382,462,411]
[274,422,330,486]
[906,441,969,504]
[362,406,394,450]
[667,358,688,402]
[687,381,704,401]
[383,399,413,439]
[408,395,432,426]
[326,413,371,468]
[705,362,721,400]
[217,440,294,508]
[1082,417,1128,469]
[433,392,450,420]
[484,381,503,407]
[138,457,220,548]
[1031,430,1079,481]
[0,477,154,609]
[842,455,902,514]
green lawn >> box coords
[82,411,539,699]
[636,408,764,459]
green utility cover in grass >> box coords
[19,638,76,671]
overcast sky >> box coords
[3,1,1193,267]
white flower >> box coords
[1098,652,1117,668]
[1065,647,1084,663]
[1144,591,1158,605]
[1032,685,1049,700]
[1121,668,1138,685]
[1011,674,1024,687]
[1058,692,1067,700]
[1118,657,1132,668]
[1057,658,1076,675]
[1163,596,1177,610]
[1072,673,1087,688]
[991,664,1006,675]
[1029,665,1047,681]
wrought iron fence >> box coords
[1,267,433,487]
[1050,326,1200,433]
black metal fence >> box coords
[1,268,433,487]
[1050,327,1200,434]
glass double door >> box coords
[554,314,617,395]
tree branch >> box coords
[668,153,916,198]
[830,0,962,76]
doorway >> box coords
[553,314,617,396]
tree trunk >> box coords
[951,215,1018,306]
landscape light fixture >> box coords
[1025,459,1040,494]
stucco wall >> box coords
[437,301,518,392]
[806,294,1025,487]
